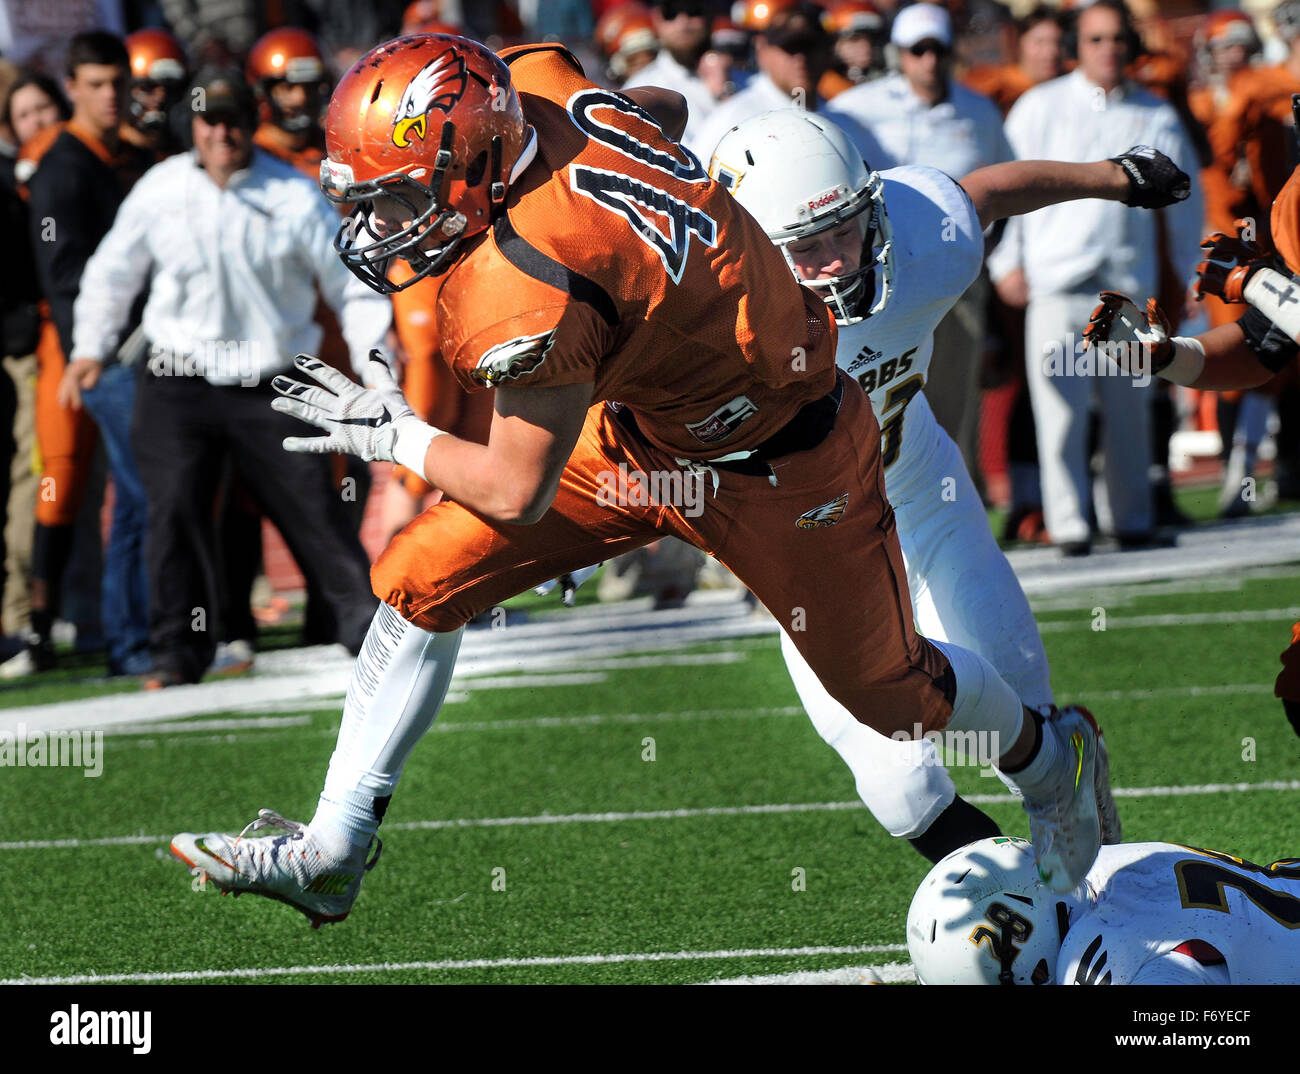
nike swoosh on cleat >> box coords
[193,836,238,872]
[1070,732,1085,792]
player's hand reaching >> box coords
[271,350,440,472]
[1196,222,1273,304]
[1107,145,1190,208]
[1083,291,1173,376]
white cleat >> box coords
[1080,707,1123,845]
[1020,707,1102,893]
[171,809,380,928]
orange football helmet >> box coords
[822,0,885,37]
[247,28,330,133]
[125,29,188,134]
[731,0,805,31]
[319,34,534,293]
[1194,10,1259,58]
[596,4,658,79]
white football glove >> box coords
[1081,291,1173,377]
[271,351,441,473]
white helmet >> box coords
[906,837,1078,986]
[707,108,893,325]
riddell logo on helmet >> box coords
[807,190,841,211]
[391,49,468,148]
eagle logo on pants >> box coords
[392,50,467,148]
[795,492,848,529]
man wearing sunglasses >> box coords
[829,3,1014,496]
[986,0,1202,555]
[620,0,718,156]
[695,1,888,172]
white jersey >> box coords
[834,165,983,496]
[1059,842,1300,985]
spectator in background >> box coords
[963,5,1065,118]
[158,0,258,63]
[830,2,1013,488]
[986,0,1202,555]
[823,0,889,86]
[696,1,888,167]
[595,3,659,86]
[22,33,155,677]
[64,69,388,687]
[1188,10,1271,517]
[621,0,717,155]
[0,70,68,668]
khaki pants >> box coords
[2,352,37,636]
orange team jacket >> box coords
[961,63,1033,118]
[1216,64,1300,234]
[432,44,838,462]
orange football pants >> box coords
[372,376,955,739]
[33,314,96,526]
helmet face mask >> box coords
[709,109,893,325]
[320,34,532,294]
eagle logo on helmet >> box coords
[391,49,468,148]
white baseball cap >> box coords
[890,3,952,49]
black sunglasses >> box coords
[907,40,950,57]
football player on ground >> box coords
[908,835,1300,984]
[709,112,1189,861]
[170,33,1146,925]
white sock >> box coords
[933,638,1025,748]
[309,603,463,859]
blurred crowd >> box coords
[2,0,1299,683]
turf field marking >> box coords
[702,961,916,984]
[0,944,909,986]
[5,780,1299,850]
[1037,607,1300,632]
[101,715,313,736]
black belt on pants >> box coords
[612,371,845,477]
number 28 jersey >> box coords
[833,165,984,491]
[1059,841,1300,985]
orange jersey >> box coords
[1270,161,1300,275]
[961,63,1032,118]
[432,45,838,461]
[253,123,327,179]
[1215,64,1300,231]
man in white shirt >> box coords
[620,0,717,157]
[695,3,890,170]
[986,0,1203,552]
[827,3,1013,486]
[62,69,391,686]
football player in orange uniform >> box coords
[122,28,187,156]
[167,35,1186,924]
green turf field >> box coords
[1,562,1298,985]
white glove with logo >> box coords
[271,350,442,474]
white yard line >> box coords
[0,944,909,986]
[703,961,916,985]
[1037,608,1300,631]
[4,779,1297,851]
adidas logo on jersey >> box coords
[795,492,848,529]
[846,345,882,375]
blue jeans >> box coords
[81,362,150,672]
